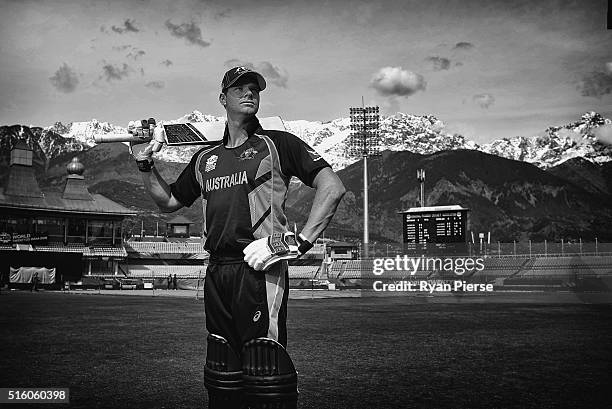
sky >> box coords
[0,0,611,143]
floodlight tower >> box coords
[417,169,426,207]
[349,101,380,258]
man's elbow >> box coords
[329,180,346,202]
[158,205,176,213]
[157,199,183,213]
[314,168,346,202]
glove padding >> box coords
[243,232,300,271]
[128,118,166,161]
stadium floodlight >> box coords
[417,169,425,207]
[347,106,380,158]
[348,101,380,258]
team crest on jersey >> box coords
[239,147,258,161]
[205,155,218,172]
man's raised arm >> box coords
[140,166,184,213]
[130,122,184,213]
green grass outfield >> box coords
[1,290,612,408]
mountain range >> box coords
[5,110,610,171]
[1,111,612,241]
[287,150,612,242]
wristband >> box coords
[296,233,313,255]
[136,159,154,172]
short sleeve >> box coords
[270,131,331,187]
[169,152,201,207]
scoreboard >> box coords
[400,205,468,244]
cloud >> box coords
[380,97,401,115]
[225,59,253,69]
[606,62,612,75]
[49,63,79,93]
[113,45,145,60]
[578,71,612,98]
[161,59,173,67]
[124,19,139,32]
[557,128,582,144]
[112,19,139,34]
[145,81,165,90]
[215,8,231,20]
[370,66,426,97]
[592,124,612,146]
[565,124,612,146]
[257,61,288,87]
[453,42,474,51]
[224,59,289,88]
[127,49,146,60]
[100,63,132,81]
[425,56,451,71]
[165,20,210,47]
[472,93,495,109]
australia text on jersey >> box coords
[205,171,248,192]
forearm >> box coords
[300,175,345,242]
[129,121,183,213]
[141,166,182,213]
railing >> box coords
[351,241,612,258]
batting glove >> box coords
[243,232,313,271]
[128,118,166,166]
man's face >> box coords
[222,79,260,116]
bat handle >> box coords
[151,140,164,153]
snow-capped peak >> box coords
[56,118,127,147]
[481,111,612,168]
[171,110,224,124]
[21,110,612,169]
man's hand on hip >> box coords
[243,232,313,271]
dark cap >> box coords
[221,66,266,92]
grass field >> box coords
[1,291,612,409]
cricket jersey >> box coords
[170,117,330,257]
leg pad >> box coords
[242,338,298,409]
[204,334,244,409]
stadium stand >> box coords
[328,260,345,279]
[34,243,85,253]
[340,260,366,279]
[471,257,532,279]
[329,259,438,280]
[125,264,206,278]
[125,264,324,280]
[60,239,612,291]
[288,265,319,279]
[520,256,612,278]
[125,241,206,254]
[33,244,128,257]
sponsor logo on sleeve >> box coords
[205,155,218,172]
